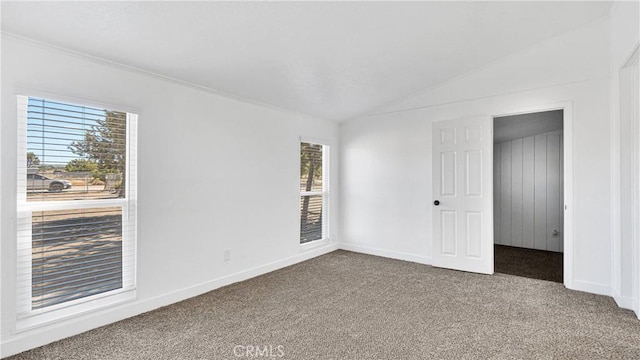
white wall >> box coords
[341,18,611,294]
[494,131,564,252]
[1,36,340,357]
[609,0,640,316]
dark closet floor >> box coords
[494,244,563,283]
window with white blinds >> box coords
[300,141,329,244]
[17,95,136,323]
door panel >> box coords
[441,152,457,197]
[432,116,493,274]
[466,211,483,258]
[441,211,457,255]
[465,150,482,197]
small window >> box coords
[299,141,329,244]
[16,96,137,325]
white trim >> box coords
[614,294,635,310]
[300,238,331,251]
[611,68,622,311]
[300,191,325,197]
[17,95,29,203]
[338,242,432,265]
[323,144,330,239]
[491,101,574,290]
[15,289,136,333]
[625,47,640,318]
[614,46,640,318]
[18,199,127,212]
[299,136,333,148]
[126,113,139,299]
[572,279,611,297]
[1,243,339,358]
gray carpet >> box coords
[8,250,640,359]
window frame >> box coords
[299,138,330,247]
[15,95,138,331]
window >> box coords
[17,96,137,325]
[299,141,329,244]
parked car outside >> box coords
[27,174,72,192]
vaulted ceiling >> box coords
[1,1,612,121]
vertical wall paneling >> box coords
[522,137,536,248]
[494,131,563,252]
[511,139,524,247]
[500,142,512,246]
[534,134,548,250]
[546,134,562,251]
[493,147,501,245]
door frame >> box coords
[615,45,640,317]
[491,101,574,289]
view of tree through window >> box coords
[300,142,327,243]
[26,98,127,202]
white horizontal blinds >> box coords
[299,195,324,243]
[17,95,136,316]
[300,142,328,243]
[26,97,127,202]
[31,207,123,309]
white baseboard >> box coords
[338,242,431,265]
[570,279,611,297]
[1,243,339,358]
[613,294,635,310]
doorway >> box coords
[492,110,564,283]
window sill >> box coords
[300,238,331,251]
[15,288,136,334]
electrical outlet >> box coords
[223,250,231,262]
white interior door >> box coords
[432,116,493,274]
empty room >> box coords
[1,1,639,359]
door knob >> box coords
[434,200,440,206]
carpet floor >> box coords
[7,250,640,359]
[494,244,563,283]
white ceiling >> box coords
[1,1,612,121]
